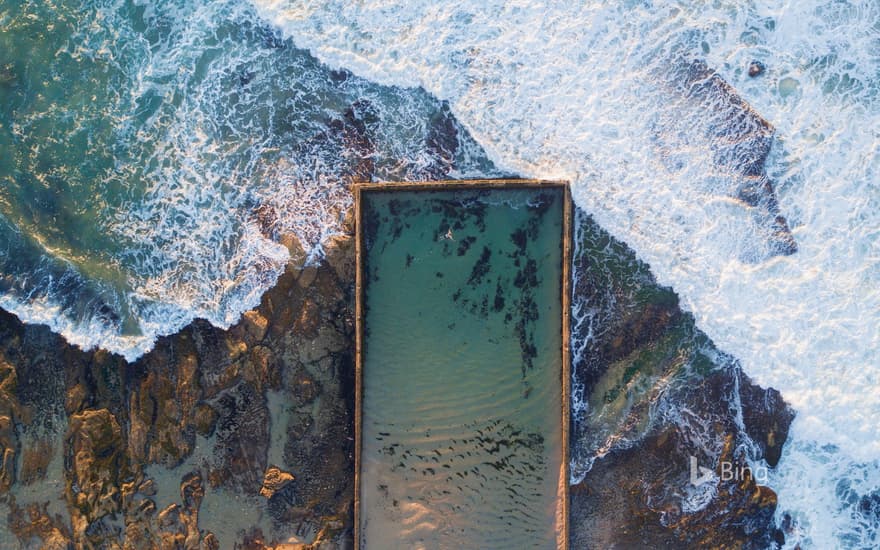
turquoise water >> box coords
[359,187,566,549]
[0,0,499,359]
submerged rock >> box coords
[7,500,72,549]
[666,59,797,258]
[260,466,295,499]
[421,101,460,180]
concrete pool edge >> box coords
[353,179,572,549]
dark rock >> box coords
[740,380,795,467]
[209,381,270,491]
[570,208,794,548]
[422,102,460,179]
[340,99,378,182]
[239,70,255,86]
[749,61,766,77]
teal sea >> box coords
[0,0,499,360]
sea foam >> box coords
[0,0,496,361]
[250,0,880,546]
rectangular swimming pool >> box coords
[355,180,570,549]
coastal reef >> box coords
[0,220,357,548]
[0,56,798,547]
[0,204,795,548]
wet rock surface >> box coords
[570,207,795,549]
[0,219,357,548]
[748,60,766,78]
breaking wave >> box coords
[252,0,880,547]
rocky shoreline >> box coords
[569,209,795,549]
[0,56,799,547]
[0,202,796,548]
[0,216,357,548]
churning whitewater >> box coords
[0,0,878,547]
[0,0,498,361]
[250,1,880,547]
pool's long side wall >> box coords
[353,179,572,550]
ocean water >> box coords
[359,187,565,548]
[1,0,878,547]
[252,1,880,547]
[0,0,499,360]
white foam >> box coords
[251,0,880,544]
[3,0,477,361]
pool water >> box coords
[358,184,567,549]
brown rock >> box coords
[203,533,221,550]
[297,265,319,290]
[180,471,204,512]
[65,381,88,413]
[193,402,218,437]
[322,233,356,283]
[247,345,280,390]
[293,298,321,338]
[0,359,19,493]
[64,408,138,545]
[260,466,295,499]
[130,347,201,467]
[242,310,269,341]
[157,503,185,535]
[279,233,308,270]
[138,477,157,497]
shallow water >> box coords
[359,187,566,548]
